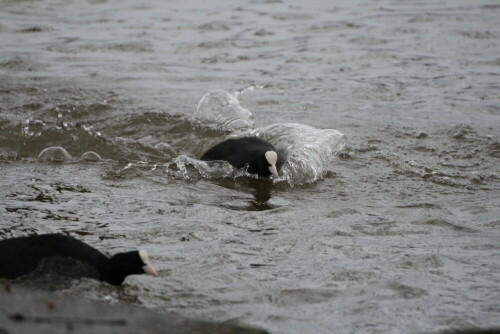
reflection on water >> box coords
[215,178,275,210]
[1,0,499,333]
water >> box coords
[1,0,499,333]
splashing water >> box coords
[171,155,235,179]
[193,90,345,185]
[194,90,254,131]
[253,123,345,185]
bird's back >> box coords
[201,137,275,168]
[0,234,108,279]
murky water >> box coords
[1,0,499,333]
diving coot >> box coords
[201,137,280,177]
[0,234,158,285]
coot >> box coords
[201,137,280,177]
[0,234,158,285]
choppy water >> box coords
[1,0,499,333]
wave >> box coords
[1,89,345,185]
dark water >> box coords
[1,0,499,333]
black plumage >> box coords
[0,234,157,285]
[201,137,281,177]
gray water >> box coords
[1,0,499,333]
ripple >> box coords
[38,146,72,163]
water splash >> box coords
[170,155,235,180]
[194,90,254,131]
[38,146,72,163]
[193,90,345,185]
[22,118,45,137]
[252,123,345,185]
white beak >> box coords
[142,264,159,277]
[269,164,278,177]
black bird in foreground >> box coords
[201,137,280,177]
[0,234,158,285]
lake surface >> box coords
[1,0,499,333]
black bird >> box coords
[201,137,280,177]
[0,234,158,285]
